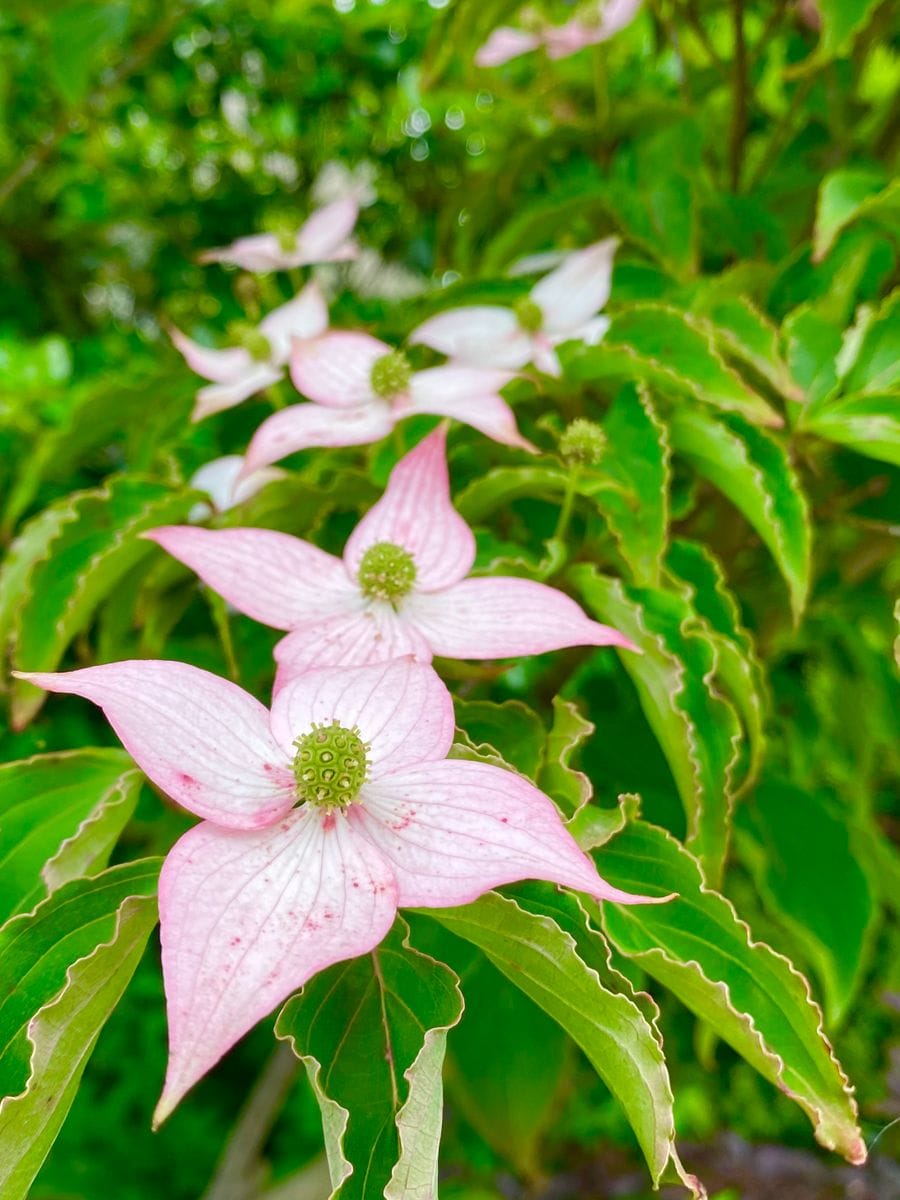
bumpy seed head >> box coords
[514,297,544,334]
[263,214,300,254]
[559,418,606,467]
[226,320,272,363]
[293,720,369,809]
[358,541,417,603]
[370,350,412,399]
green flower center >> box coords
[559,418,606,467]
[370,350,412,400]
[293,721,369,809]
[226,320,272,362]
[514,297,544,334]
[358,541,417,603]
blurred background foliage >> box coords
[0,0,898,1197]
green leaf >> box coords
[425,888,698,1192]
[665,539,768,797]
[735,781,876,1026]
[693,293,803,402]
[667,406,812,620]
[571,568,742,882]
[565,304,782,428]
[813,171,900,262]
[0,748,139,924]
[801,391,900,466]
[0,504,75,673]
[455,465,567,525]
[0,860,161,1199]
[8,476,200,728]
[275,919,462,1200]
[838,288,900,395]
[453,697,545,780]
[46,1,130,107]
[598,819,866,1165]
[781,306,843,407]
[444,947,571,1175]
[587,383,670,586]
[538,695,595,814]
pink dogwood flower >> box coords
[240,331,534,473]
[171,282,328,421]
[17,657,669,1122]
[476,0,642,66]
[410,238,619,378]
[147,425,634,684]
[198,195,359,272]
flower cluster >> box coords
[22,177,670,1124]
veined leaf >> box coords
[838,288,900,395]
[693,294,802,401]
[275,919,462,1200]
[735,780,876,1026]
[0,860,161,1200]
[781,305,843,407]
[0,748,140,924]
[586,383,670,586]
[667,406,812,621]
[565,304,782,427]
[538,695,595,814]
[801,391,900,466]
[572,567,742,883]
[425,888,699,1193]
[598,819,866,1165]
[665,539,768,797]
[813,171,900,261]
[455,465,568,524]
[9,476,200,728]
[453,697,545,780]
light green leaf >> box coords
[0,860,161,1200]
[668,406,812,620]
[586,383,670,586]
[538,695,595,814]
[781,305,843,407]
[275,919,463,1200]
[0,748,139,924]
[839,288,900,395]
[453,697,545,780]
[566,304,782,427]
[813,170,900,262]
[571,568,742,882]
[694,294,803,401]
[46,1,130,107]
[735,781,876,1026]
[665,539,768,797]
[455,465,568,525]
[9,476,200,728]
[425,888,697,1191]
[801,391,900,465]
[598,820,866,1165]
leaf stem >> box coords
[554,467,581,545]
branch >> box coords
[728,0,748,192]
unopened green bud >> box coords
[514,297,543,334]
[559,418,606,467]
[226,320,272,362]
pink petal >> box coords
[296,196,360,262]
[199,232,296,272]
[146,527,357,631]
[289,331,387,408]
[169,328,253,384]
[404,576,636,658]
[270,659,455,780]
[154,808,397,1124]
[544,19,602,58]
[192,363,284,422]
[409,307,532,370]
[530,238,619,336]
[532,339,563,378]
[343,426,476,591]
[475,26,542,66]
[597,0,643,38]
[353,759,668,906]
[188,457,287,518]
[406,369,535,452]
[273,605,433,689]
[15,663,294,829]
[258,282,329,364]
[242,400,395,472]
